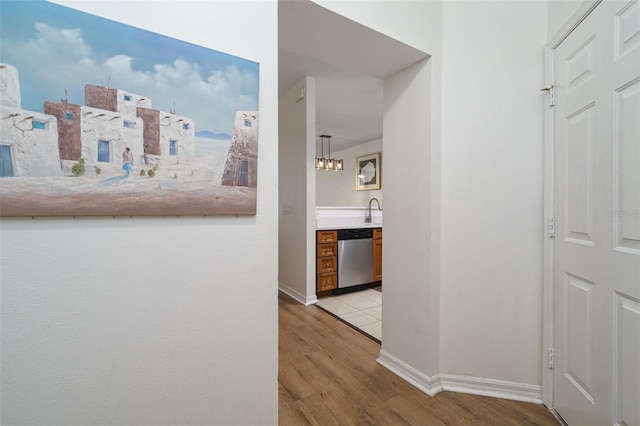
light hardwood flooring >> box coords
[279,292,559,425]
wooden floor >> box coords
[279,293,559,425]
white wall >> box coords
[318,0,549,400]
[0,2,278,425]
[279,76,318,305]
[315,0,445,386]
[440,0,546,388]
[382,58,438,378]
[317,0,444,385]
[313,0,442,55]
[316,138,383,207]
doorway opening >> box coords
[277,0,432,362]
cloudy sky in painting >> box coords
[0,1,259,135]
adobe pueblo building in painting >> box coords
[0,63,259,216]
[47,84,196,173]
[0,64,61,177]
[221,112,258,188]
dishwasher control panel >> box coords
[337,228,374,240]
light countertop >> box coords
[316,223,382,230]
[315,206,382,231]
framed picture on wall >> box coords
[356,152,381,191]
[0,1,260,217]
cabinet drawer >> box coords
[373,228,382,240]
[317,230,337,243]
[317,272,337,292]
[317,242,337,257]
[317,256,337,273]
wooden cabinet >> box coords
[316,230,338,293]
[373,227,382,282]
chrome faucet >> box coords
[365,197,382,223]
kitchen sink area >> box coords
[315,206,382,230]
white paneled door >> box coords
[553,0,640,425]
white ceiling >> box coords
[278,1,428,153]
[279,49,384,152]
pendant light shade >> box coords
[315,135,325,170]
[316,135,343,172]
[325,158,335,170]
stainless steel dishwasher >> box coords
[337,228,373,289]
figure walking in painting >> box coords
[122,147,133,177]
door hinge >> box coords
[541,85,556,107]
[548,347,555,369]
[549,217,556,238]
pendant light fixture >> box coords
[317,135,343,172]
[315,135,325,170]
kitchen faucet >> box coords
[365,197,382,223]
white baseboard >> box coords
[278,283,318,306]
[377,350,443,396]
[439,374,542,404]
[377,350,542,404]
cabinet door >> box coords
[373,239,382,281]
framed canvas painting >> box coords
[0,1,260,216]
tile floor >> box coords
[315,288,382,342]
